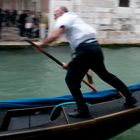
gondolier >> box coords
[34,6,137,118]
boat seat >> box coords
[0,105,58,131]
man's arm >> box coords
[34,27,65,47]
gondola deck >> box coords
[0,89,140,140]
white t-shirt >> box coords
[54,12,96,51]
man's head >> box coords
[54,6,68,20]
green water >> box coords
[109,123,140,140]
[0,45,140,139]
[0,46,140,101]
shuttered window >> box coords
[119,0,129,7]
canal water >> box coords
[0,45,140,139]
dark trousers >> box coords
[65,41,132,109]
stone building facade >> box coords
[1,0,140,44]
[0,0,49,13]
[49,0,140,44]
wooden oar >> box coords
[86,69,93,84]
[26,40,97,91]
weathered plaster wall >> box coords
[49,0,140,44]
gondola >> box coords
[0,83,140,140]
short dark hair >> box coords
[60,6,69,12]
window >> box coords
[119,0,129,7]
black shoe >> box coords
[124,97,137,108]
[68,109,90,118]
